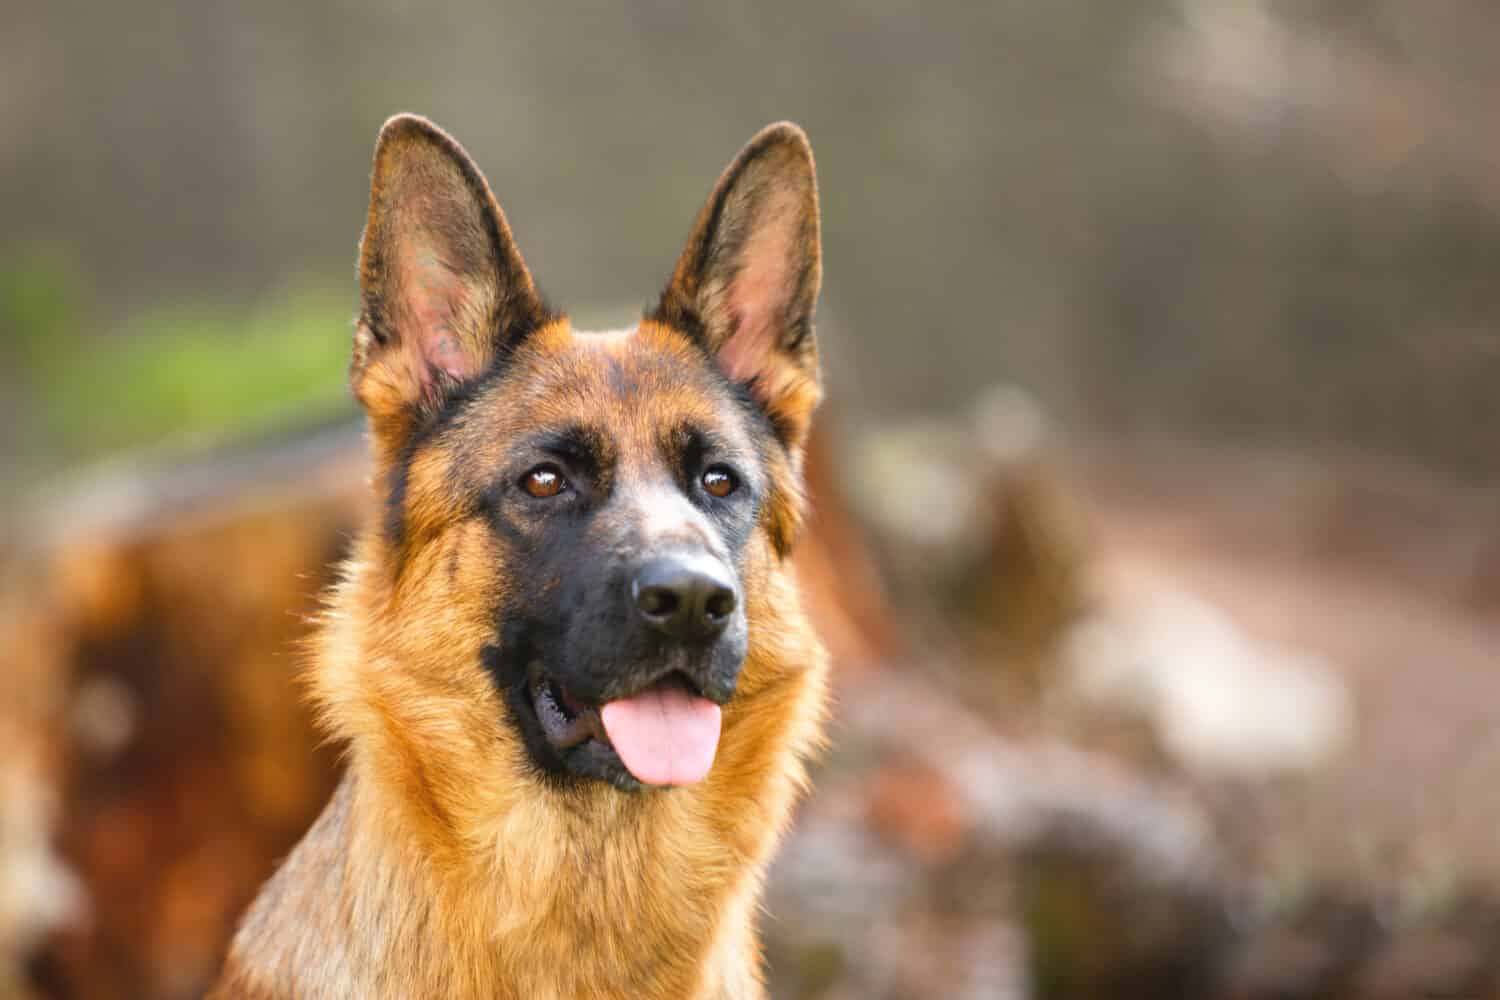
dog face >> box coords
[339,116,821,795]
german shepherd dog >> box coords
[211,114,828,998]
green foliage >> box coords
[22,282,355,462]
[0,242,88,364]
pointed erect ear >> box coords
[652,122,823,449]
[353,114,550,447]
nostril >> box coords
[636,585,680,621]
[703,588,736,624]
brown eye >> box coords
[701,466,738,499]
[521,464,568,498]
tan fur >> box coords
[213,118,828,999]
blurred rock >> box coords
[1220,892,1379,1000]
[1056,582,1353,778]
[767,666,1226,999]
[2,423,362,999]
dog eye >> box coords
[701,466,738,499]
[520,464,568,498]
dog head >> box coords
[323,115,822,798]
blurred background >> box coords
[3,1,1499,997]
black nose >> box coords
[631,555,737,641]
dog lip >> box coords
[527,668,607,750]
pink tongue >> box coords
[600,683,722,787]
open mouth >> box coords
[526,666,722,788]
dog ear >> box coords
[353,114,550,451]
[653,122,823,449]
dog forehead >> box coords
[469,320,754,450]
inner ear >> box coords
[651,122,822,442]
[354,114,550,429]
[712,177,814,383]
